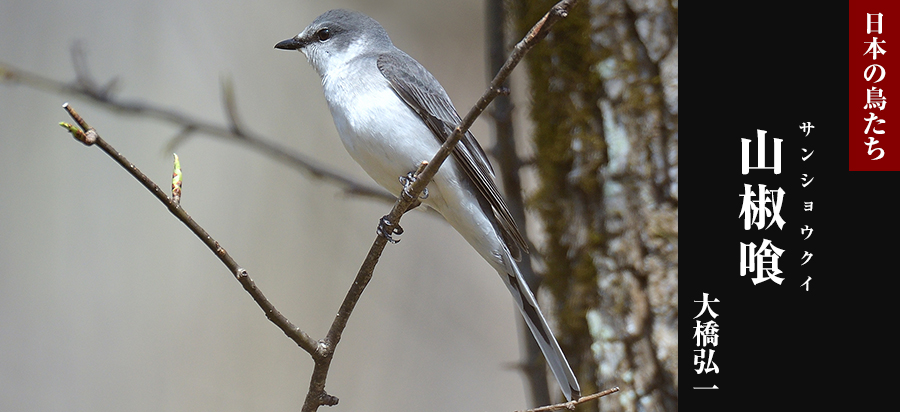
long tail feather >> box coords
[500,264,581,401]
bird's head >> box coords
[275,9,393,78]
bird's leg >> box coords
[376,215,404,243]
[380,162,429,243]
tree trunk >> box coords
[511,1,678,410]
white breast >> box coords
[323,59,451,198]
[318,53,507,271]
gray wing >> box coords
[377,52,528,259]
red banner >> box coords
[851,2,900,170]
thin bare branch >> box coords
[486,0,550,404]
[59,102,319,355]
[220,76,245,136]
[0,56,392,204]
[516,387,621,412]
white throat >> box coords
[303,38,370,83]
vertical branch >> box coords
[486,0,551,406]
[512,0,604,406]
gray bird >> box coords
[275,9,580,401]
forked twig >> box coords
[518,387,621,412]
[60,103,319,355]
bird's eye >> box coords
[316,28,331,42]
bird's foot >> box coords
[399,170,429,201]
[376,215,403,244]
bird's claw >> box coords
[399,171,428,201]
[377,215,403,243]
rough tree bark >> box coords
[511,0,678,411]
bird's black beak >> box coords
[275,37,305,50]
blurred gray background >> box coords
[1,0,540,411]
